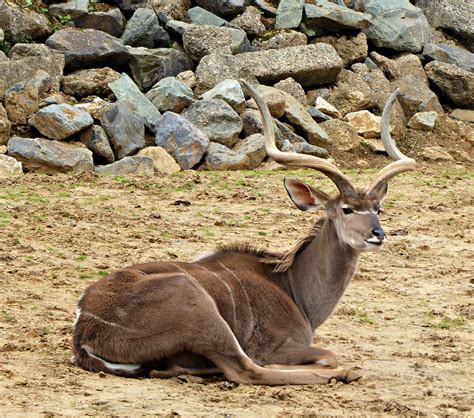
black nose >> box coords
[372,228,386,239]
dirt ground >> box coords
[0,161,472,416]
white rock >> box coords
[0,155,23,176]
[408,111,438,130]
[345,110,381,139]
[315,97,341,118]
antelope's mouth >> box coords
[364,238,384,246]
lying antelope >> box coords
[72,82,415,385]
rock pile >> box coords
[0,0,472,176]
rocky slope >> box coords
[0,0,472,176]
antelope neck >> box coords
[277,219,360,331]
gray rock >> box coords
[308,106,332,122]
[7,136,93,174]
[274,77,306,105]
[315,32,368,67]
[46,28,129,71]
[74,8,126,38]
[155,112,209,169]
[303,1,372,33]
[253,0,277,16]
[0,154,22,176]
[96,156,154,176]
[394,53,429,85]
[233,133,266,169]
[121,8,170,48]
[9,43,51,60]
[195,43,343,94]
[61,67,120,98]
[165,20,195,37]
[423,43,474,73]
[249,85,287,118]
[108,73,161,130]
[194,0,246,18]
[188,6,227,27]
[4,81,39,125]
[413,0,474,51]
[127,47,193,91]
[31,69,52,96]
[182,99,242,147]
[0,0,52,43]
[407,111,438,130]
[392,75,443,118]
[450,109,474,123]
[49,0,89,20]
[275,0,304,30]
[146,77,194,113]
[111,0,147,11]
[98,101,146,160]
[79,125,115,163]
[183,25,249,61]
[205,142,249,170]
[201,79,245,112]
[29,104,93,140]
[0,104,11,145]
[356,0,430,52]
[252,29,307,50]
[0,52,64,100]
[137,146,181,174]
[425,61,474,108]
[293,141,329,158]
[230,6,265,36]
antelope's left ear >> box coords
[370,181,388,204]
[284,178,329,211]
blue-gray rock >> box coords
[108,73,161,130]
[195,43,343,94]
[413,0,474,52]
[188,6,227,26]
[127,47,193,91]
[424,61,474,108]
[62,67,120,98]
[79,125,115,163]
[201,79,245,112]
[7,136,93,174]
[195,0,246,18]
[49,0,89,20]
[275,0,304,29]
[303,1,371,33]
[145,77,194,113]
[121,8,170,48]
[205,142,249,170]
[423,43,474,73]
[29,104,93,140]
[95,156,154,176]
[233,133,266,169]
[46,28,129,71]
[308,106,332,122]
[293,141,329,158]
[155,111,210,170]
[356,0,430,52]
[98,101,146,160]
[182,99,243,147]
[74,8,126,38]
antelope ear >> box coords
[370,181,388,204]
[284,178,329,211]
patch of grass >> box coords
[0,191,25,201]
[29,193,49,204]
[56,191,70,198]
[1,309,17,323]
[0,210,11,228]
[428,315,465,330]
[173,182,195,193]
[201,226,215,237]
[258,231,267,236]
[76,255,88,261]
[115,175,130,185]
[353,310,378,326]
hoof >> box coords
[344,368,363,383]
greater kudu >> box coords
[72,82,415,385]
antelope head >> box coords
[243,81,416,252]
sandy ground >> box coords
[0,162,472,416]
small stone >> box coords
[275,0,304,30]
[146,77,194,113]
[79,125,115,163]
[230,6,266,36]
[29,104,93,140]
[356,159,370,169]
[246,85,287,119]
[345,110,382,139]
[408,112,438,130]
[315,97,341,118]
[421,146,454,161]
[307,106,332,122]
[201,79,245,113]
[450,109,474,123]
[293,141,329,158]
[252,29,307,50]
[95,156,155,176]
[233,133,266,169]
[137,146,181,174]
[205,142,249,170]
[274,77,307,105]
[0,155,23,176]
[176,70,196,89]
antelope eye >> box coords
[377,208,383,215]
[342,207,353,215]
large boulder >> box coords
[121,8,170,48]
[413,0,474,51]
[155,111,209,169]
[108,73,161,130]
[356,0,430,52]
[182,99,242,147]
[127,47,193,91]
[98,101,146,160]
[29,104,94,140]
[61,68,120,98]
[233,133,266,169]
[195,44,343,94]
[205,143,249,170]
[49,0,89,20]
[145,77,194,113]
[74,8,126,38]
[45,28,129,71]
[423,44,474,73]
[7,136,93,174]
[424,61,474,108]
[188,6,227,27]
[95,156,154,176]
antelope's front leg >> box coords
[263,343,338,368]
